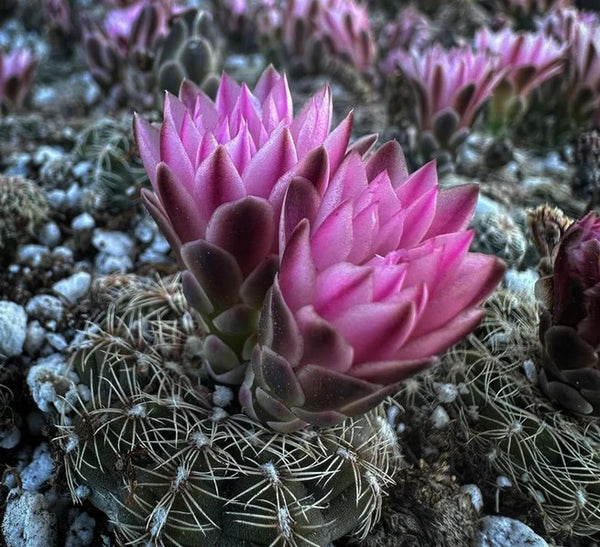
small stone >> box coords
[46,189,67,211]
[37,222,61,248]
[53,272,92,304]
[25,320,47,356]
[434,382,459,403]
[45,333,67,351]
[72,161,92,178]
[0,425,21,450]
[150,232,171,253]
[52,246,74,262]
[461,484,484,513]
[26,295,64,325]
[92,230,135,257]
[65,183,82,209]
[33,145,64,166]
[475,195,503,217]
[431,405,450,429]
[65,511,96,547]
[0,301,27,357]
[2,489,57,547]
[71,212,95,231]
[504,269,538,297]
[21,443,56,491]
[475,516,547,547]
[17,245,50,268]
[134,216,157,244]
[94,253,133,274]
[522,359,538,385]
[138,248,171,264]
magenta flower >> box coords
[135,66,355,382]
[475,27,565,100]
[81,0,182,102]
[0,48,37,110]
[240,141,506,431]
[386,44,505,150]
[282,0,376,73]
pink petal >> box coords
[324,112,353,174]
[193,146,246,222]
[395,160,438,206]
[206,196,274,276]
[289,85,332,159]
[314,263,373,321]
[156,162,206,243]
[395,308,486,360]
[398,186,438,247]
[279,219,317,313]
[133,114,160,189]
[295,305,354,372]
[315,151,367,229]
[280,176,321,253]
[425,183,478,238]
[346,202,377,264]
[412,254,505,336]
[310,200,354,270]
[349,357,434,384]
[333,301,417,363]
[160,106,195,194]
[365,140,408,188]
[243,127,297,198]
[215,71,241,114]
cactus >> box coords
[420,289,600,539]
[0,175,49,255]
[54,274,400,546]
[72,117,147,213]
[154,9,222,97]
[469,210,527,269]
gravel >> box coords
[0,301,28,357]
[475,516,548,547]
[52,272,92,304]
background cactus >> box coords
[154,9,222,98]
[399,289,600,539]
[72,117,147,214]
[54,274,400,546]
[0,175,49,256]
[469,209,527,269]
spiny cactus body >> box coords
[73,117,147,213]
[431,290,600,538]
[55,274,400,546]
[469,210,527,269]
[0,175,49,252]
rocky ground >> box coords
[1,2,599,547]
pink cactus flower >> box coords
[240,139,506,431]
[387,44,505,149]
[380,6,433,68]
[538,8,600,124]
[135,66,355,382]
[0,48,37,110]
[282,0,376,73]
[475,27,566,99]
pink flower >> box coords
[387,44,505,149]
[475,27,566,99]
[282,0,376,73]
[0,48,37,110]
[240,140,506,430]
[135,66,354,382]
